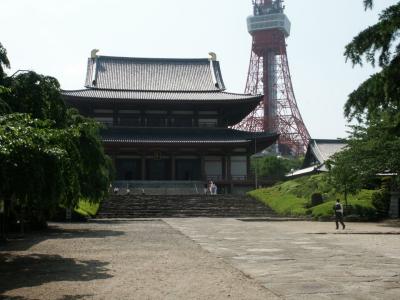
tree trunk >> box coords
[0,198,9,243]
[20,207,25,237]
[0,206,5,243]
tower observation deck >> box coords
[234,0,310,155]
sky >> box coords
[1,0,397,139]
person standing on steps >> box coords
[211,182,217,195]
[208,181,213,195]
[333,199,345,230]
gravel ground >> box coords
[0,220,277,300]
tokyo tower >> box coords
[234,0,310,155]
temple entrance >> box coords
[175,159,201,180]
[116,159,141,180]
[146,159,170,180]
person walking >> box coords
[333,199,345,230]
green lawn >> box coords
[249,174,377,219]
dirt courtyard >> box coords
[1,219,400,299]
[0,219,276,300]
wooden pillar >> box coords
[194,110,199,127]
[200,154,206,181]
[226,155,231,180]
[141,154,146,180]
[246,153,251,180]
[171,154,176,180]
[113,105,118,127]
[222,155,227,180]
[141,109,146,127]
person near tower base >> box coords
[333,199,345,230]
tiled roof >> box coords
[62,89,261,102]
[84,56,225,92]
[310,139,347,164]
[289,139,347,178]
[302,139,347,169]
[101,127,277,144]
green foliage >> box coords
[3,72,67,126]
[0,43,112,231]
[311,190,375,219]
[0,112,111,221]
[330,115,400,189]
[249,188,308,216]
[0,114,78,213]
[0,42,10,82]
[65,109,113,203]
[371,190,391,216]
[74,199,100,217]
[327,147,364,206]
[249,174,377,219]
[0,86,11,114]
[333,1,400,191]
[251,155,302,181]
[371,177,392,216]
[364,0,373,10]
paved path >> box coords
[165,219,400,300]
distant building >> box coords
[62,52,278,193]
[287,139,347,178]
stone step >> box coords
[96,194,275,218]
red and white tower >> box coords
[234,0,310,155]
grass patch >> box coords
[249,174,377,219]
[74,199,100,217]
[249,188,308,216]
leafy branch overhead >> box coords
[330,0,400,196]
[344,1,400,121]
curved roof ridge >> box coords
[84,55,224,92]
[95,55,210,63]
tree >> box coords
[327,150,364,206]
[3,72,67,126]
[0,43,11,114]
[64,109,113,205]
[0,114,74,235]
[0,42,10,83]
[344,1,400,122]
[330,1,400,192]
[0,43,112,238]
[0,86,11,114]
[252,155,303,182]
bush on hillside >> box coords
[311,193,323,207]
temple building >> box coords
[62,51,278,193]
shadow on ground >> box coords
[0,226,125,252]
[88,219,159,224]
[0,253,111,295]
[377,220,400,228]
[0,296,94,300]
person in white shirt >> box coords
[333,199,345,230]
[211,182,217,195]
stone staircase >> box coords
[96,195,276,218]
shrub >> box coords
[371,189,391,217]
[311,193,323,207]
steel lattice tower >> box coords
[234,0,310,155]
